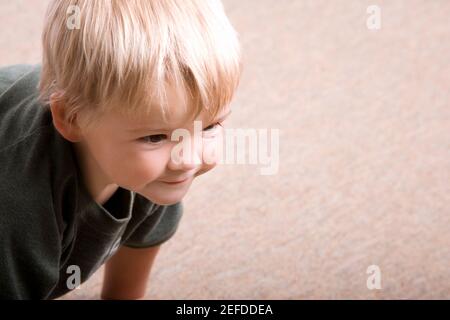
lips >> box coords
[160,177,189,184]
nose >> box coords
[168,135,203,172]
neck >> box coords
[72,142,119,206]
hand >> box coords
[101,245,161,300]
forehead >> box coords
[111,81,228,132]
[129,107,199,129]
[120,101,227,132]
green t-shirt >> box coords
[0,64,183,299]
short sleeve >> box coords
[122,201,184,248]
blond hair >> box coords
[39,0,241,129]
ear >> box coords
[49,93,83,143]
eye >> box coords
[203,122,223,132]
[202,122,223,139]
[139,134,168,144]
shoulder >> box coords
[0,113,78,247]
[0,64,40,96]
[0,64,51,152]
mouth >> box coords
[160,177,190,185]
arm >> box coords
[101,244,161,300]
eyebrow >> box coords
[127,110,232,133]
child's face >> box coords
[76,87,231,206]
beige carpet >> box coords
[0,0,449,299]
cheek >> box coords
[196,137,222,176]
[95,142,169,187]
[124,147,170,180]
[84,136,120,174]
[195,163,216,178]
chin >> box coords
[140,190,187,206]
[152,198,182,206]
[136,180,193,205]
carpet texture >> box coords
[0,0,448,299]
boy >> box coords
[0,0,241,299]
